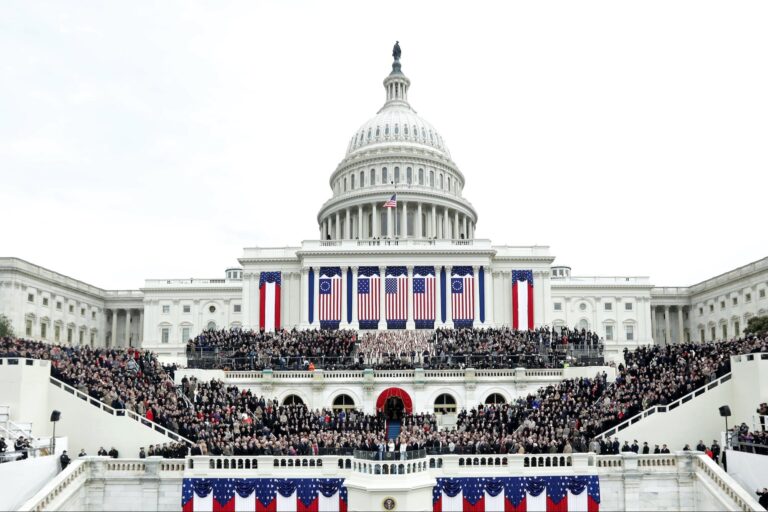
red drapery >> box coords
[376,387,413,413]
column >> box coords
[313,268,320,327]
[485,266,494,326]
[677,307,684,344]
[372,203,378,237]
[416,202,423,238]
[454,211,460,239]
[462,216,468,239]
[357,205,363,239]
[387,206,393,238]
[406,266,415,329]
[345,209,351,239]
[473,266,480,325]
[242,273,251,329]
[125,310,132,347]
[111,309,117,347]
[664,306,671,345]
[351,267,359,329]
[435,266,443,327]
[445,267,453,328]
[378,266,386,330]
[138,310,144,345]
[650,306,657,343]
[443,208,449,240]
[431,205,437,239]
[340,266,349,329]
[402,201,408,238]
[300,268,309,328]
[335,211,341,240]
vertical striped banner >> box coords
[451,266,474,328]
[413,266,435,329]
[319,266,342,329]
[357,267,380,329]
[385,266,408,330]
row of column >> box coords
[320,202,475,240]
[300,265,491,329]
[650,305,686,344]
[108,308,143,348]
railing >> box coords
[49,376,194,446]
[595,372,733,439]
[17,459,88,512]
[300,239,494,251]
[693,454,763,511]
[353,448,427,461]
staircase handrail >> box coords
[48,375,194,446]
[595,371,733,440]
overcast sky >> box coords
[1,1,766,290]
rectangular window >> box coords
[604,302,612,311]
[745,293,751,302]
[181,327,190,342]
[79,330,84,344]
[41,323,47,339]
[234,304,242,313]
[382,168,388,183]
[624,302,633,311]
[406,167,412,184]
[700,329,705,342]
[81,308,85,316]
[732,297,738,306]
[699,307,703,315]
[90,332,95,345]
[67,328,72,343]
[734,321,740,336]
[760,289,766,299]
[394,167,400,183]
[722,324,727,339]
[26,320,32,336]
[27,293,34,302]
[720,301,725,309]
[162,305,170,314]
[54,325,61,341]
[43,297,49,306]
[554,302,562,311]
[92,311,96,320]
[183,305,191,313]
[709,304,714,312]
[625,325,634,341]
[711,326,716,340]
[161,328,169,344]
[605,325,614,341]
[68,304,73,313]
[56,301,62,310]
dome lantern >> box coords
[380,41,412,113]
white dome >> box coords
[346,107,451,158]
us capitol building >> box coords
[1,47,767,363]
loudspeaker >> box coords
[50,410,61,422]
[719,405,731,417]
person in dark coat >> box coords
[59,450,71,471]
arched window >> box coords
[283,394,304,405]
[332,394,355,411]
[439,174,444,189]
[418,168,424,185]
[429,170,435,187]
[382,167,388,183]
[351,174,355,189]
[360,171,365,187]
[385,125,390,136]
[207,321,217,330]
[447,176,451,191]
[343,177,347,192]
[394,124,399,135]
[404,125,409,135]
[375,127,380,137]
[406,167,412,184]
[394,167,400,184]
[485,393,506,405]
[434,393,457,413]
[367,128,372,140]
[370,168,376,185]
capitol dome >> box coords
[317,45,477,242]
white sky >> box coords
[1,1,766,290]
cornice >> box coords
[332,148,464,184]
[296,248,497,258]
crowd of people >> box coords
[730,401,768,455]
[2,332,767,460]
[187,326,604,371]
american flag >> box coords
[385,266,408,328]
[319,267,342,328]
[357,266,380,329]
[432,476,600,512]
[182,478,348,512]
[413,266,435,328]
[259,271,281,332]
[512,270,534,330]
[383,194,397,208]
[451,266,474,325]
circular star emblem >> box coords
[452,280,462,291]
[320,281,331,292]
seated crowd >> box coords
[187,326,604,371]
[1,333,766,459]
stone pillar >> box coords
[335,211,341,240]
[454,210,460,239]
[473,266,480,324]
[443,208,449,240]
[416,202,423,238]
[111,309,118,347]
[125,310,132,347]
[387,205,393,238]
[435,266,443,327]
[650,306,657,343]
[138,310,144,345]
[372,203,378,237]
[677,307,684,344]
[406,266,415,329]
[664,306,671,345]
[485,266,494,326]
[445,267,453,328]
[462,216,468,239]
[313,268,320,327]
[402,201,408,238]
[351,267,359,329]
[378,266,386,330]
[340,266,349,329]
[357,205,363,239]
[431,204,437,239]
[345,208,351,239]
[300,268,309,328]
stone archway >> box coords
[376,387,413,415]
